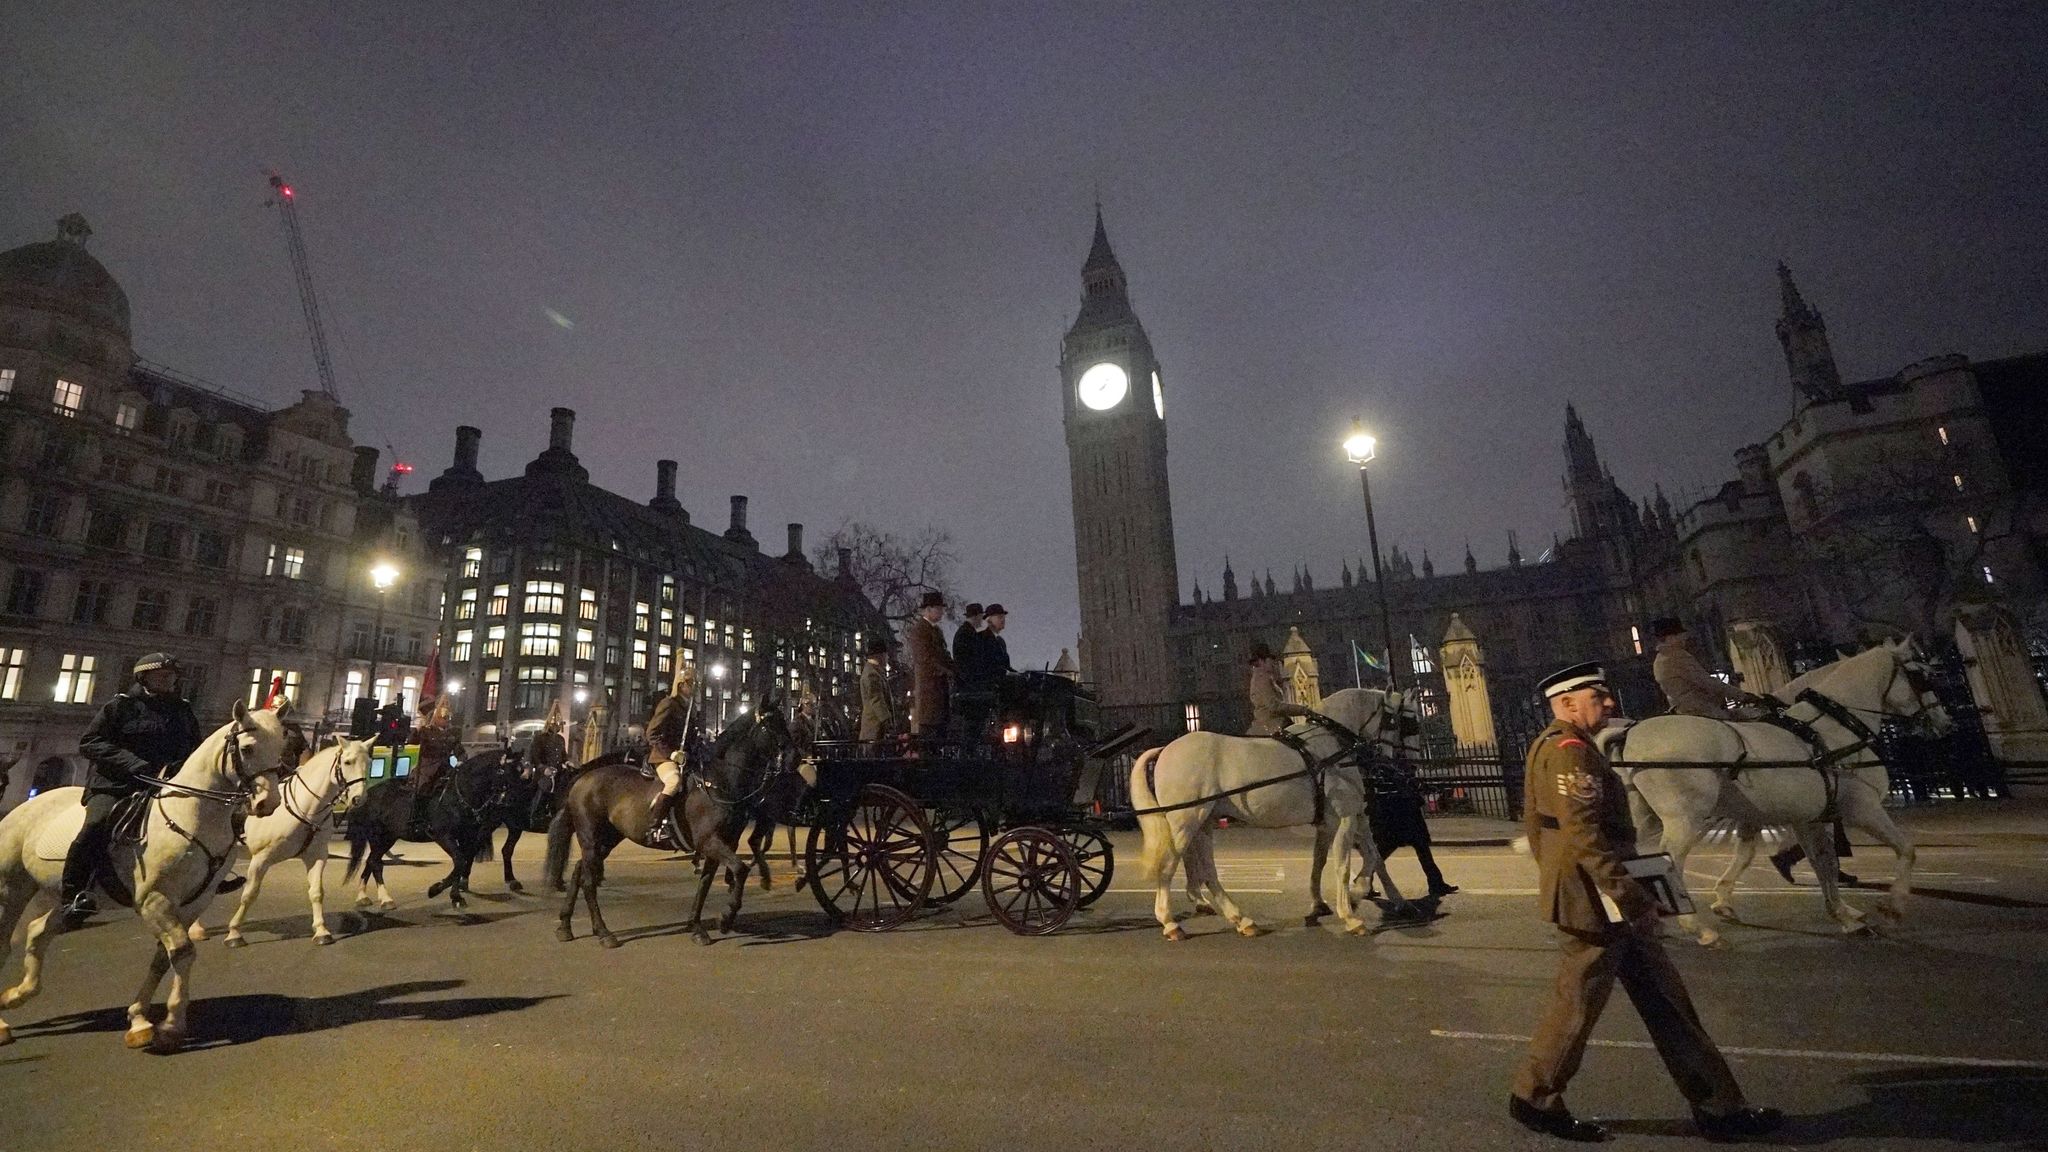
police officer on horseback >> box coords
[58,652,201,927]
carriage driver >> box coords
[58,652,203,928]
[1510,661,1782,1144]
[1650,618,1769,720]
[643,663,697,847]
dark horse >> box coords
[544,704,793,947]
[494,749,640,892]
[345,748,519,912]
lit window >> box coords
[1184,703,1201,732]
[633,638,648,670]
[657,643,673,674]
[462,547,482,579]
[1409,635,1435,675]
[265,544,305,579]
[246,668,302,707]
[52,378,83,417]
[482,668,501,711]
[114,402,141,433]
[484,625,507,658]
[1937,426,1950,445]
[742,628,755,653]
[576,628,595,662]
[0,367,15,397]
[55,653,95,703]
[1966,515,1980,534]
[635,601,651,634]
[579,589,598,621]
[519,621,562,657]
[401,675,420,714]
[659,607,674,638]
[523,580,565,615]
[345,669,364,703]
[1631,625,1643,655]
[487,584,510,616]
[0,646,26,700]
[1983,566,1996,585]
[684,613,699,642]
[452,629,474,662]
[1952,474,1965,492]
[456,587,478,620]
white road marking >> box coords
[1430,1030,2048,1070]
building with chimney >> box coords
[0,216,439,807]
[407,411,882,743]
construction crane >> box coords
[265,172,341,402]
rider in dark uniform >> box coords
[526,702,570,829]
[59,652,201,927]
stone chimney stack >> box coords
[352,445,380,493]
[837,547,854,578]
[525,407,588,482]
[650,459,685,519]
[430,426,485,493]
[786,523,803,556]
[548,407,575,453]
[725,495,756,548]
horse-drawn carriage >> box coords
[789,671,1119,935]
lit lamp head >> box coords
[709,663,727,681]
[1343,419,1377,467]
[573,688,589,705]
[446,679,463,694]
[370,561,400,591]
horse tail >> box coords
[1129,746,1176,883]
[543,803,574,891]
[344,818,370,882]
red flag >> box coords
[265,674,287,708]
[419,644,441,705]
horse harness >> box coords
[1130,709,1387,820]
[268,746,370,861]
[120,717,286,907]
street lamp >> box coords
[1345,418,1399,690]
[367,561,400,705]
[709,662,728,729]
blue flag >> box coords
[1354,641,1385,671]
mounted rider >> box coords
[525,699,571,826]
[58,652,202,927]
[409,695,463,796]
[643,663,697,848]
[1245,641,1315,736]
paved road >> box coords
[4,804,2045,1151]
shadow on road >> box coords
[1603,1066,2048,1148]
[14,979,565,1049]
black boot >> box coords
[646,791,681,851]
[58,890,99,930]
[1770,845,1802,885]
[1509,1095,1608,1142]
[1694,1106,1785,1143]
[216,873,246,894]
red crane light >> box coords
[392,462,413,474]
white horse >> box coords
[189,736,371,948]
[1130,688,1410,940]
[0,700,291,1051]
[1614,639,1948,947]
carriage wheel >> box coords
[1060,827,1115,909]
[981,827,1081,936]
[928,808,991,905]
[806,785,935,932]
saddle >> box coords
[31,792,150,908]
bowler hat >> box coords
[963,603,984,617]
[982,603,1006,617]
[1247,641,1277,664]
[864,637,889,656]
[917,590,946,611]
[1651,616,1687,639]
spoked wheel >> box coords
[981,826,1081,936]
[928,808,992,905]
[1060,827,1115,909]
[806,785,935,932]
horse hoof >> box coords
[718,915,737,934]
[1309,902,1333,918]
[1302,914,1322,928]
[1711,903,1737,920]
[599,934,621,950]
[379,899,397,911]
[313,933,334,946]
[1164,925,1187,942]
[427,882,445,898]
[125,1023,155,1050]
[223,935,247,949]
[1699,933,1727,949]
[1345,922,1370,937]
[0,1023,12,1046]
[693,931,713,946]
[1235,922,1266,938]
[507,880,524,893]
[0,989,25,1011]
[354,896,372,909]
[148,1027,184,1055]
[187,924,208,942]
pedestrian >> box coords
[1509,661,1782,1143]
[1366,755,1458,899]
[858,637,895,748]
[58,652,203,927]
[1245,641,1312,736]
[904,591,954,740]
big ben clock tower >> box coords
[1063,208,1179,711]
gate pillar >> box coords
[1955,605,2048,763]
[1727,619,1792,695]
[1440,613,1497,752]
[1282,626,1322,710]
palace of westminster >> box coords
[3,208,2045,803]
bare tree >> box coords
[813,521,962,624]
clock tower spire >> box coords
[1063,208,1179,713]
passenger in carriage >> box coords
[957,603,1016,743]
[1245,642,1314,736]
[857,637,895,748]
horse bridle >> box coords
[693,715,793,810]
[147,716,289,806]
[278,738,371,829]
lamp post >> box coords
[709,662,728,731]
[1344,419,1399,690]
[367,561,400,704]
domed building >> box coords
[0,216,440,807]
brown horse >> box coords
[543,704,793,947]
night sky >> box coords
[6,3,2045,667]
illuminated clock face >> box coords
[1152,370,1164,419]
[1077,362,1129,411]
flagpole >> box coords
[1352,640,1361,690]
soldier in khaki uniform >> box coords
[904,590,953,738]
[1510,662,1782,1144]
[1245,641,1313,736]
